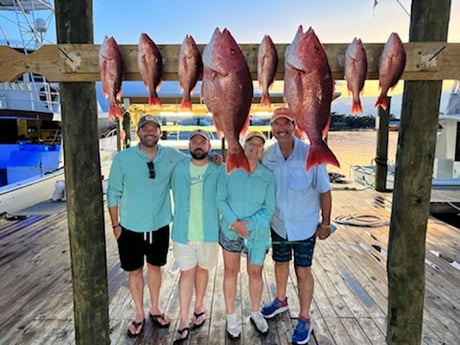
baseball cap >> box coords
[244,131,266,143]
[189,129,211,141]
[270,107,295,124]
[138,114,161,130]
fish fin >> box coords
[351,99,363,114]
[322,116,332,138]
[149,93,162,108]
[240,116,250,138]
[119,129,126,140]
[156,80,162,92]
[180,97,192,112]
[109,102,123,120]
[226,149,250,174]
[375,95,388,110]
[260,93,272,107]
[306,141,340,172]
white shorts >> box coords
[173,241,219,271]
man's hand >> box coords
[316,223,331,240]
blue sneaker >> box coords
[292,318,312,345]
[260,297,289,318]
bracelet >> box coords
[320,223,330,229]
[112,224,120,229]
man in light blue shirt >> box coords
[260,107,332,345]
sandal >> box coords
[127,319,145,338]
[173,326,190,344]
[191,311,206,329]
[149,313,171,328]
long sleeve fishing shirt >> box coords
[107,144,185,232]
[171,158,225,244]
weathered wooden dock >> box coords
[0,187,459,345]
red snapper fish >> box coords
[178,34,202,111]
[201,28,252,174]
[375,32,406,110]
[257,34,278,107]
[344,37,367,114]
[99,36,123,120]
[284,25,340,171]
[138,33,163,107]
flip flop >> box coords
[150,313,171,328]
[173,325,190,344]
[127,319,145,338]
[191,311,206,329]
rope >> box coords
[333,214,389,227]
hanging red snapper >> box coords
[375,32,406,110]
[178,34,202,111]
[284,25,340,171]
[99,36,123,120]
[257,34,278,107]
[138,32,163,107]
[201,28,252,174]
[344,37,367,114]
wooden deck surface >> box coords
[0,186,459,345]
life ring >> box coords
[39,86,58,102]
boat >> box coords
[352,80,460,213]
[0,1,117,216]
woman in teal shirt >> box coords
[216,131,275,338]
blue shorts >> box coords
[270,229,316,267]
[218,230,267,266]
[117,224,170,271]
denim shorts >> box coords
[218,230,267,266]
[270,229,316,267]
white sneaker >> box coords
[226,313,241,339]
[250,311,269,334]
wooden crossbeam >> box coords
[0,42,458,82]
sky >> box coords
[0,0,459,116]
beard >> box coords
[139,135,159,148]
[190,149,209,160]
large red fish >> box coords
[138,33,163,107]
[375,32,406,110]
[201,28,252,174]
[178,34,202,111]
[99,36,123,120]
[257,34,278,108]
[345,37,367,114]
[284,26,340,171]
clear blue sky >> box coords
[0,0,458,116]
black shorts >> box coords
[117,224,170,271]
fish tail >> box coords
[260,93,272,107]
[149,93,162,108]
[109,102,123,120]
[179,97,192,111]
[306,142,340,171]
[226,148,250,174]
[351,99,363,114]
[375,95,388,110]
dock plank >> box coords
[0,188,459,344]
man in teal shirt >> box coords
[170,129,224,343]
[107,114,185,337]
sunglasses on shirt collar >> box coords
[147,161,155,179]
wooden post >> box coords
[375,97,390,192]
[54,1,110,344]
[386,1,451,344]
